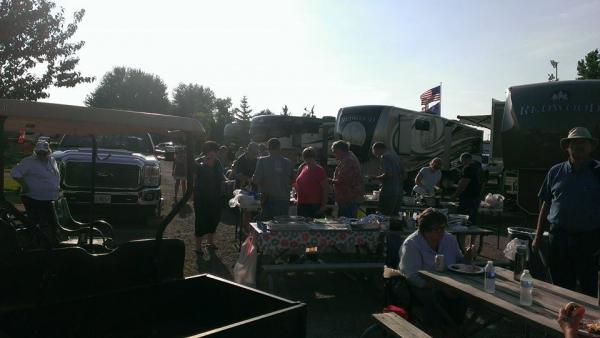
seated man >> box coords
[399,208,470,334]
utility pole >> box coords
[549,60,559,81]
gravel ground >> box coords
[116,161,549,338]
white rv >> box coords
[335,105,483,184]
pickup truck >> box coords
[53,134,162,222]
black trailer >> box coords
[499,80,600,214]
[0,99,306,337]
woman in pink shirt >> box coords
[294,147,328,218]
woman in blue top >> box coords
[399,208,472,336]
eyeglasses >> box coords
[430,226,446,233]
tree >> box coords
[0,0,94,100]
[172,83,215,117]
[548,60,559,81]
[577,49,600,79]
[234,96,252,122]
[302,105,315,117]
[85,67,170,113]
[254,108,273,116]
[281,104,290,116]
[213,97,234,142]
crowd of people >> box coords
[9,126,599,338]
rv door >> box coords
[393,115,413,155]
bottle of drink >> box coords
[484,261,496,293]
[520,269,533,306]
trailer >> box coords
[250,115,336,168]
[335,105,483,186]
[498,80,600,214]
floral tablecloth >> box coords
[249,223,382,255]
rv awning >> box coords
[0,99,205,137]
[457,115,492,130]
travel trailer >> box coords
[497,80,600,214]
[250,115,336,167]
[335,105,483,185]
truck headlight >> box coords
[143,165,160,186]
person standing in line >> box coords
[172,145,187,202]
[370,142,405,216]
[231,142,259,190]
[451,153,482,225]
[258,143,268,157]
[193,141,225,253]
[413,157,442,197]
[533,127,600,296]
[294,147,328,218]
[331,141,364,218]
[253,138,293,220]
[11,141,60,241]
[217,145,231,169]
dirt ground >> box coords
[113,161,549,338]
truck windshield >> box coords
[59,135,154,154]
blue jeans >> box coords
[458,197,480,225]
[338,202,358,218]
[261,200,289,220]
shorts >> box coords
[194,201,222,236]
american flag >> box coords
[420,85,441,105]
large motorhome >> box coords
[249,115,336,167]
[335,105,483,184]
[496,80,600,214]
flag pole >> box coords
[439,82,442,116]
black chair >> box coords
[51,197,115,248]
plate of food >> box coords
[447,263,484,275]
[579,320,600,337]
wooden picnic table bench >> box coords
[361,312,432,338]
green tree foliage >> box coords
[577,49,600,79]
[172,83,215,117]
[281,104,291,116]
[213,97,234,142]
[254,108,273,116]
[302,105,315,117]
[234,96,253,122]
[85,66,170,113]
[0,0,94,100]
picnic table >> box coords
[419,267,600,337]
[249,221,385,289]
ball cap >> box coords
[560,127,598,150]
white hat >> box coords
[560,127,598,150]
[34,141,51,153]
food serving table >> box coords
[249,221,385,290]
[418,267,600,337]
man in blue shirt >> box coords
[370,142,406,216]
[533,127,600,296]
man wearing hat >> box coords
[533,127,600,296]
[11,140,60,239]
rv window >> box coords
[415,119,430,131]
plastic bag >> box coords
[233,236,258,286]
[483,193,505,209]
[503,238,529,261]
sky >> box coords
[43,0,600,121]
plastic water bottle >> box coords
[520,269,533,306]
[484,261,495,293]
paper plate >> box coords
[447,263,484,275]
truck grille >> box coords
[64,162,141,190]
